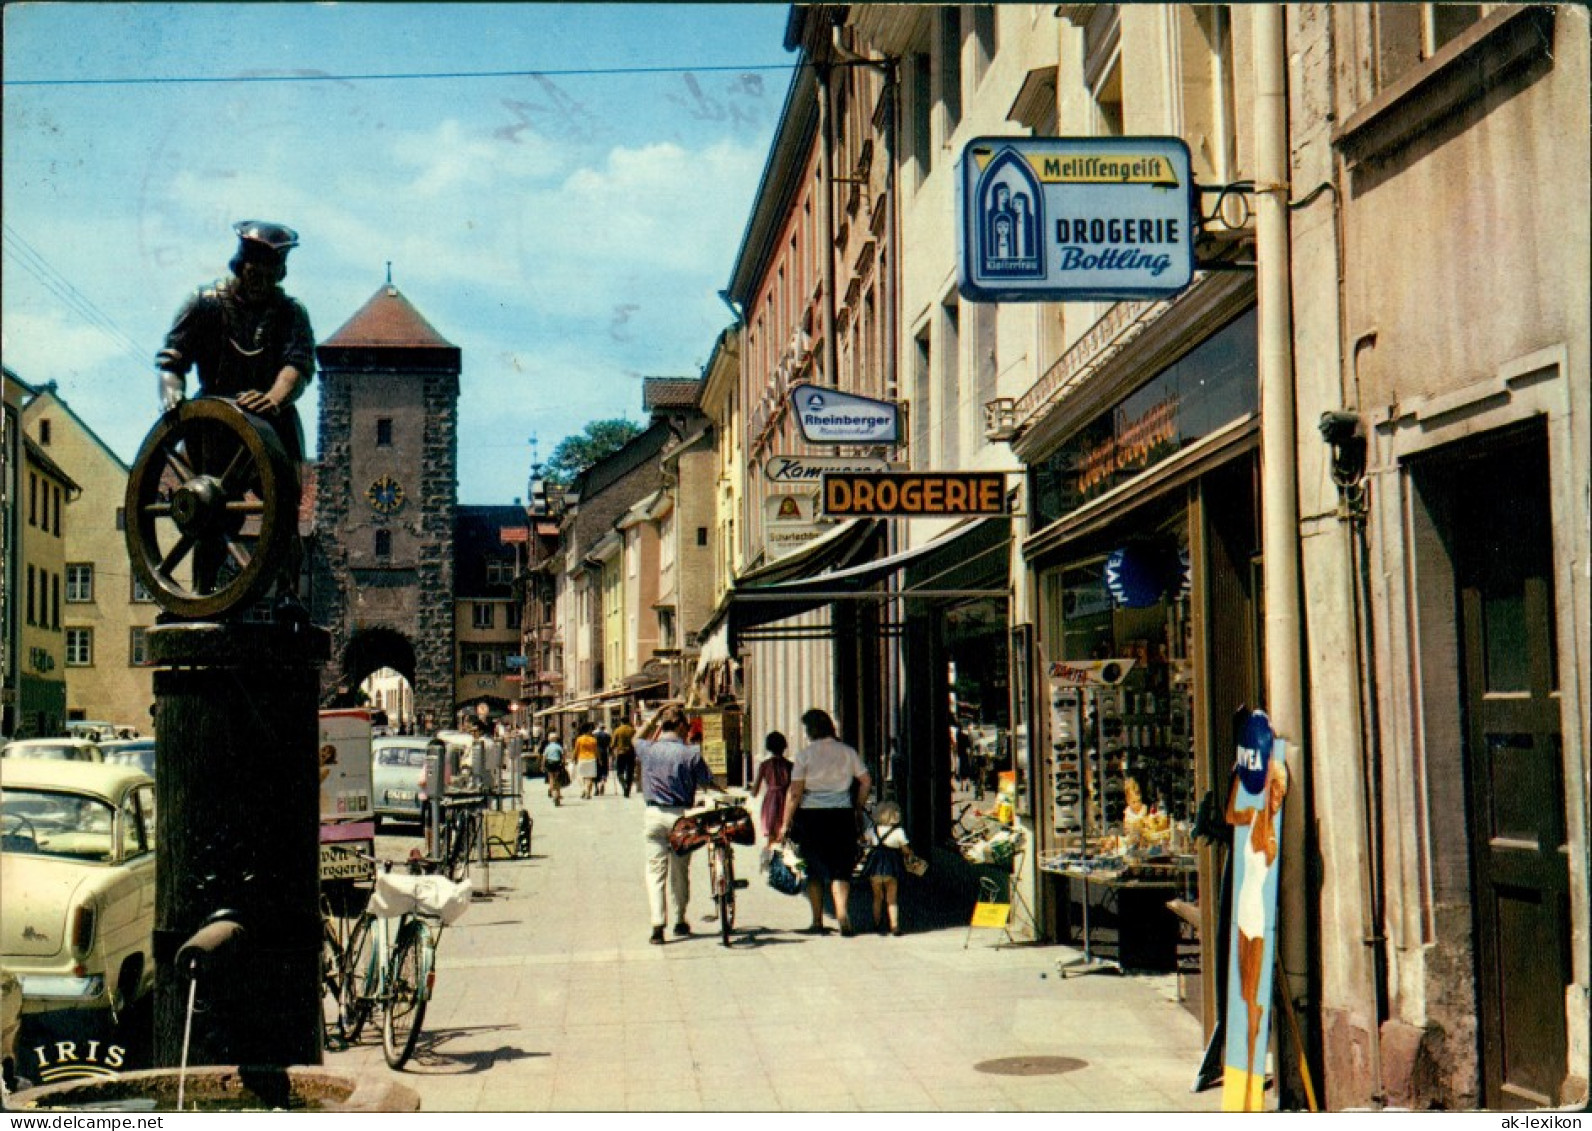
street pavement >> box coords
[325,777,1223,1114]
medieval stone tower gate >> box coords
[313,283,458,724]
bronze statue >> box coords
[154,221,315,606]
[156,220,315,460]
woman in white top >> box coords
[777,708,871,936]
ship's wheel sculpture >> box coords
[124,398,297,620]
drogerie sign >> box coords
[957,135,1195,302]
[823,472,1007,517]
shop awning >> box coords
[713,516,1011,649]
[531,680,669,718]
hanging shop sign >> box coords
[1222,708,1289,1113]
[790,383,901,445]
[821,471,1007,518]
[957,136,1195,302]
[764,492,829,559]
[764,453,892,483]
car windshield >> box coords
[1,787,117,861]
[2,743,88,760]
[377,747,428,768]
[104,746,157,775]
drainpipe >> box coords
[881,60,900,404]
[1255,2,1313,1102]
[816,62,839,387]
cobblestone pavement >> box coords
[324,778,1222,1114]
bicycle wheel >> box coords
[715,845,735,946]
[442,813,472,883]
[383,919,431,1069]
[321,916,342,1003]
[338,914,375,1043]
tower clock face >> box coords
[367,475,406,514]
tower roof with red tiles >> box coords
[317,283,460,372]
[321,284,455,349]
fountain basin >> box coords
[12,1066,420,1113]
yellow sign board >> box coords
[970,901,1012,930]
[700,713,727,776]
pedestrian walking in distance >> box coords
[611,715,638,798]
[573,721,600,799]
[778,708,872,937]
[637,704,714,944]
[594,723,612,796]
[542,730,566,807]
[750,731,793,853]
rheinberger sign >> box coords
[791,383,900,445]
[823,472,1007,518]
[957,136,1195,302]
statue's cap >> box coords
[232,220,299,256]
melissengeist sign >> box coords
[957,136,1196,302]
[822,472,1007,517]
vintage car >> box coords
[0,760,157,1019]
[1,738,103,763]
[65,721,117,743]
[98,739,157,777]
[371,736,429,829]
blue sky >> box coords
[2,2,791,502]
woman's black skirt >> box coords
[791,807,859,883]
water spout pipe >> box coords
[175,914,247,977]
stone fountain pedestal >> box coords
[12,1066,420,1113]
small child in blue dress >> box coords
[862,800,917,936]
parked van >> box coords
[319,709,376,882]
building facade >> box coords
[452,505,526,719]
[1286,4,1590,1110]
[23,385,158,733]
[313,282,460,726]
[2,369,30,737]
[14,427,78,738]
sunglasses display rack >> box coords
[1047,681,1126,852]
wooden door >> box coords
[1456,437,1569,1109]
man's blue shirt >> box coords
[637,736,712,806]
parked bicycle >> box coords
[435,790,489,883]
[670,792,755,946]
[337,852,472,1068]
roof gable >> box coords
[21,386,130,474]
[321,285,456,349]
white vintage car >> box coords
[0,760,156,1019]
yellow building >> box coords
[14,412,79,738]
[23,384,156,735]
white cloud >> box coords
[388,118,563,198]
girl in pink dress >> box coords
[751,731,793,850]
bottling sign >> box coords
[957,136,1196,302]
[823,472,1007,517]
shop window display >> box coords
[1046,524,1195,856]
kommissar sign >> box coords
[957,136,1196,302]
